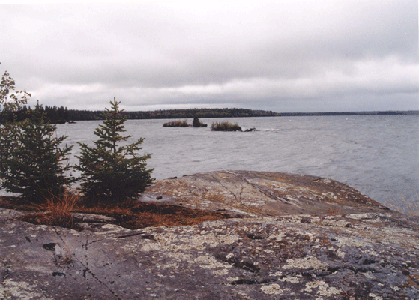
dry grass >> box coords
[112,203,227,229]
[211,121,241,131]
[162,120,190,127]
[0,192,230,230]
[20,191,80,229]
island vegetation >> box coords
[163,117,208,127]
[163,120,190,127]
[211,121,242,131]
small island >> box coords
[163,117,208,128]
[211,121,242,131]
[163,120,190,127]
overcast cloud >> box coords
[1,1,418,112]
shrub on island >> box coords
[163,120,190,127]
[211,121,241,131]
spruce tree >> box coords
[0,105,73,202]
[76,98,153,204]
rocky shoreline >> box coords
[1,171,419,299]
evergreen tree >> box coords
[1,70,30,190]
[76,98,153,204]
[0,105,73,202]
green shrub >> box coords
[76,98,154,205]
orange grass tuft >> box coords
[1,193,230,230]
[20,191,81,229]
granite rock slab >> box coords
[1,171,418,299]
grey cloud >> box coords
[0,1,417,111]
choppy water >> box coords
[4,115,419,213]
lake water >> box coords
[2,115,418,213]
[51,115,419,214]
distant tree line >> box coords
[66,108,280,121]
[1,107,280,123]
[0,104,69,124]
[2,106,417,124]
[50,107,419,122]
[274,111,419,117]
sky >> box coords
[0,1,418,112]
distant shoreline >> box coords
[3,107,417,124]
[249,110,419,117]
[65,108,419,122]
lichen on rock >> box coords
[1,170,419,299]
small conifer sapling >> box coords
[76,98,153,204]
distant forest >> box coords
[1,105,418,124]
[0,107,280,123]
[69,108,280,121]
[0,105,69,124]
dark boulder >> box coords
[193,117,207,127]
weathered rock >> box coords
[143,170,389,216]
[193,117,200,127]
[243,127,256,132]
[192,117,207,127]
[1,171,419,299]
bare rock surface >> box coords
[142,170,389,216]
[1,170,419,299]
